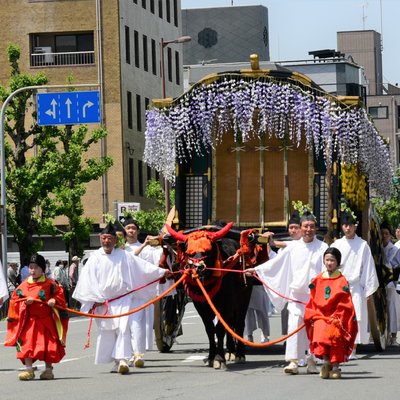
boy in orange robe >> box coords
[5,253,69,381]
[304,247,358,379]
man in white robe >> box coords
[331,211,378,353]
[0,261,9,308]
[394,225,400,249]
[245,247,277,343]
[72,222,168,374]
[123,217,164,367]
[381,223,400,346]
[246,211,328,375]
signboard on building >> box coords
[117,202,141,221]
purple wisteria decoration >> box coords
[144,76,392,197]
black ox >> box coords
[165,222,269,369]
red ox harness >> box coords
[178,230,224,302]
[165,224,269,303]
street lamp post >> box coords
[160,35,191,215]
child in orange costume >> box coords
[304,247,358,379]
[4,254,69,381]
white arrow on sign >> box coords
[65,98,72,119]
[45,98,57,119]
[82,101,94,118]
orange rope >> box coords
[193,271,306,347]
[16,272,188,319]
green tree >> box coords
[129,179,174,234]
[371,168,400,232]
[1,44,54,264]
[52,125,112,258]
[0,44,112,263]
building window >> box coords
[166,0,171,23]
[127,91,133,129]
[150,0,155,13]
[147,165,152,182]
[145,97,150,111]
[54,33,93,52]
[138,160,144,196]
[143,35,148,72]
[151,39,157,75]
[398,137,400,164]
[129,158,135,195]
[158,0,163,18]
[173,0,178,27]
[134,30,140,68]
[369,105,388,119]
[136,94,142,131]
[31,32,94,67]
[125,26,130,65]
[142,0,146,9]
[397,106,400,129]
[175,51,180,85]
[167,47,172,82]
[133,0,137,3]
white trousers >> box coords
[386,287,400,333]
[94,328,131,364]
[129,299,154,354]
[245,286,270,337]
[285,304,309,362]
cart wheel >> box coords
[368,289,387,351]
[154,291,187,353]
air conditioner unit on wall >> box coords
[33,46,53,63]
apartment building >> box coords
[338,30,400,166]
[0,0,185,234]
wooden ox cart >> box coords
[145,54,393,351]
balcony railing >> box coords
[30,51,95,67]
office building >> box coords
[0,0,185,242]
[338,30,400,165]
[182,5,269,65]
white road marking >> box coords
[182,355,205,363]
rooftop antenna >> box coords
[380,0,383,52]
[362,1,368,30]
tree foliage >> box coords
[371,168,400,233]
[1,44,112,263]
[51,125,112,257]
[128,179,173,234]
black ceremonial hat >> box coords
[101,221,118,236]
[300,209,316,224]
[288,210,300,225]
[122,217,140,230]
[380,221,392,235]
[340,210,357,225]
[30,253,46,271]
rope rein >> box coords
[15,271,187,319]
[13,236,330,349]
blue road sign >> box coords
[37,91,101,126]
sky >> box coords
[181,0,399,85]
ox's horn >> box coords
[165,224,188,242]
[209,222,234,241]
